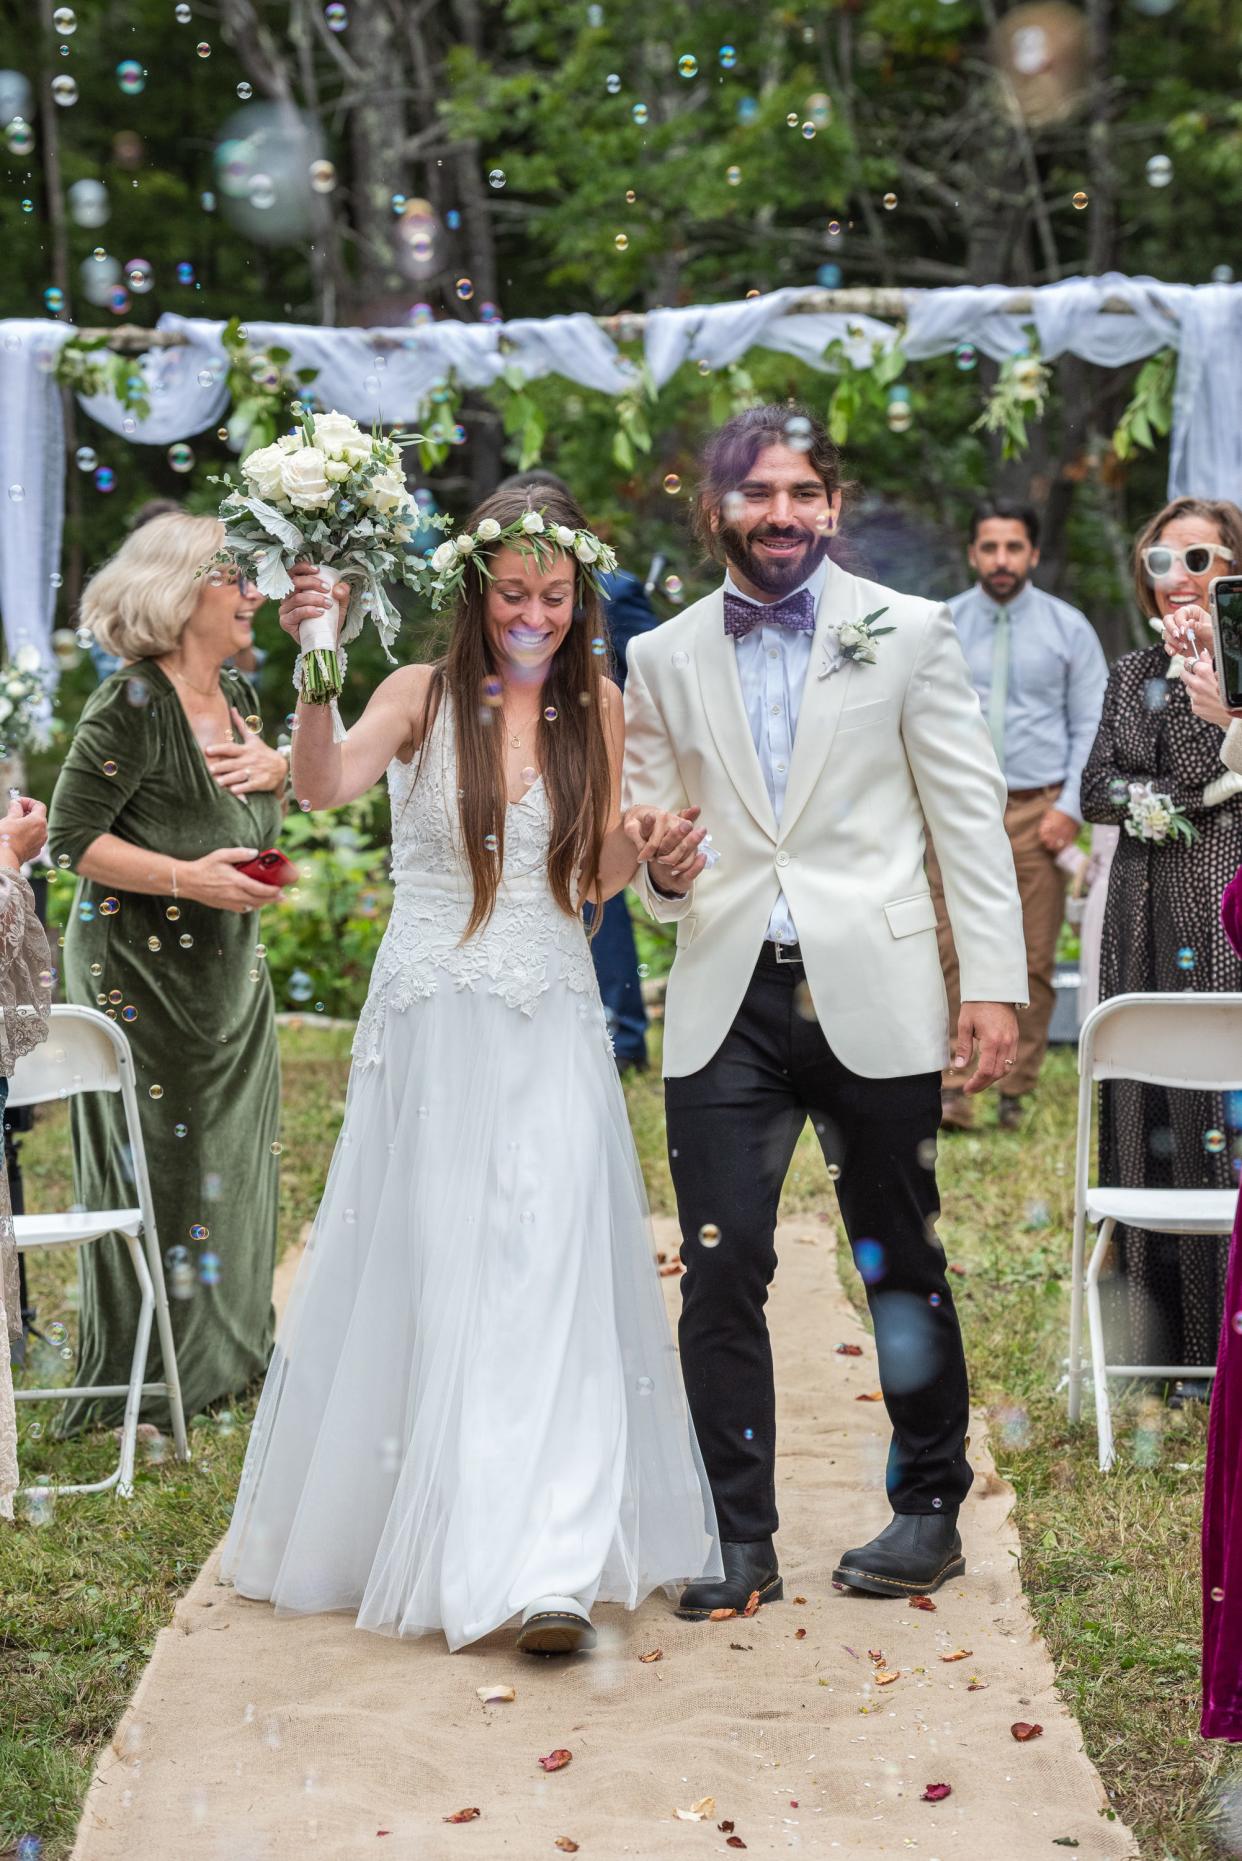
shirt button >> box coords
[769,702,783,716]
[776,850,790,868]
[775,761,786,774]
[768,647,779,660]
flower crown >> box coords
[426,507,619,613]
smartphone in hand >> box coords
[1210,575,1242,711]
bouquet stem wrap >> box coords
[297,567,342,704]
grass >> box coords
[2,1029,1240,1858]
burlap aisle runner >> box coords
[71,1219,1137,1860]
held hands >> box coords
[952,1000,1020,1096]
[179,847,277,915]
[277,562,351,649]
[623,804,708,895]
[203,708,289,794]
[0,796,47,869]
[1036,806,1079,855]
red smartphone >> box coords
[235,849,299,888]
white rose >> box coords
[242,442,288,501]
[555,525,576,547]
[573,534,599,563]
[312,410,366,459]
[1011,359,1044,402]
[5,681,24,700]
[13,644,41,674]
[276,431,304,452]
[521,511,545,535]
[363,467,407,514]
[476,518,502,542]
[455,533,476,555]
[324,459,350,483]
[279,446,333,510]
[0,699,13,723]
[837,621,863,648]
[431,540,459,572]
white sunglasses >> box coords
[1141,542,1234,582]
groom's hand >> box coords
[953,1000,1020,1094]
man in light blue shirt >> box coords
[933,497,1108,1131]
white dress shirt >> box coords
[724,559,828,943]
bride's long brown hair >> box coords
[413,483,614,940]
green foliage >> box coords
[971,348,1051,460]
[219,317,320,461]
[1113,348,1176,461]
[260,802,393,1019]
[53,338,151,421]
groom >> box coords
[623,406,1027,1613]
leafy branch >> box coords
[825,335,908,446]
[1112,348,1175,460]
[971,343,1050,459]
[53,337,152,421]
[221,317,319,460]
[612,361,657,472]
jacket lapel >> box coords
[779,558,858,837]
[694,591,778,842]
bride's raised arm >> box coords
[279,565,432,811]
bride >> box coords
[221,481,720,1655]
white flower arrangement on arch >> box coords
[426,507,620,614]
[215,409,445,703]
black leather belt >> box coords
[759,939,804,967]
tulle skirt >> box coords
[220,972,719,1651]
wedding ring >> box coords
[1004,1059,1014,1068]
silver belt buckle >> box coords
[774,940,800,964]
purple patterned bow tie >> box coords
[723,587,816,640]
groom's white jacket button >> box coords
[776,850,790,867]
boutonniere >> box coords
[819,607,895,680]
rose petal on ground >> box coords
[867,1649,884,1663]
[709,1607,738,1621]
[921,1783,952,1802]
[875,1668,901,1685]
[794,1627,807,1639]
[719,1822,736,1834]
[443,1807,481,1823]
[967,1679,989,1691]
[741,1589,760,1617]
[638,1648,663,1663]
[794,1595,807,1604]
[538,1749,573,1772]
[855,1390,884,1401]
[726,1840,748,1851]
[909,1595,937,1611]
[835,1343,863,1356]
[554,1841,580,1854]
[1010,1721,1044,1741]
[940,1650,973,1662]
[476,1684,516,1703]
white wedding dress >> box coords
[221,699,719,1649]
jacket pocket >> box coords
[838,697,896,733]
[883,891,938,939]
[676,915,698,948]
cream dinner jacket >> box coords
[622,558,1029,1080]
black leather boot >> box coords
[832,1512,964,1599]
[677,1538,783,1620]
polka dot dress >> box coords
[1081,645,1242,1369]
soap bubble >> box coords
[614,232,629,251]
[455,277,474,300]
[698,1223,721,1248]
[488,168,506,189]
[1176,946,1196,971]
[324,1,348,26]
[1205,1129,1227,1154]
[854,1237,886,1284]
[43,286,65,313]
[5,118,34,156]
[94,466,116,493]
[677,54,698,78]
[719,44,737,67]
[236,81,253,101]
[149,1084,164,1100]
[195,39,210,57]
[1072,190,1089,209]
[50,75,77,106]
[6,485,23,505]
[52,6,76,31]
[117,60,145,95]
[1146,153,1173,188]
[726,164,741,185]
[288,969,313,1003]
[882,191,898,210]
[955,342,978,371]
[606,72,621,93]
[125,258,154,294]
[737,96,758,124]
[663,472,681,493]
[631,103,649,124]
[308,159,336,194]
[801,121,816,139]
[167,443,195,474]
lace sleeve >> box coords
[0,869,52,1078]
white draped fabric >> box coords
[0,275,1239,670]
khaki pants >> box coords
[927,786,1069,1103]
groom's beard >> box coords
[719,521,831,597]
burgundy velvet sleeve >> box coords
[1222,867,1242,961]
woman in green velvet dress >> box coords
[48,512,290,1432]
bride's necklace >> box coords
[165,659,220,700]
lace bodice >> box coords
[353,699,601,1064]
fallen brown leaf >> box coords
[726,1840,748,1851]
[709,1607,737,1621]
[794,1627,807,1639]
[719,1822,735,1834]
[741,1589,760,1618]
[443,1807,481,1823]
[909,1595,937,1611]
[554,1842,580,1855]
[538,1749,573,1772]
[1011,1722,1044,1742]
[940,1650,973,1662]
[476,1683,516,1703]
[835,1343,864,1356]
[674,1795,716,1822]
[947,1262,966,1276]
[855,1390,884,1401]
[638,1648,663,1663]
[874,1668,901,1686]
[794,1594,807,1604]
[729,1641,752,1651]
[921,1782,952,1802]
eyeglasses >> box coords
[1141,542,1235,582]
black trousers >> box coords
[665,945,973,1543]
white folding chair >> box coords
[11,1004,189,1498]
[1068,992,1242,1470]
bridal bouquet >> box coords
[0,646,54,754]
[1122,779,1198,846]
[216,410,437,703]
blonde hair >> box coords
[80,512,225,659]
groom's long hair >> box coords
[413,483,612,941]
